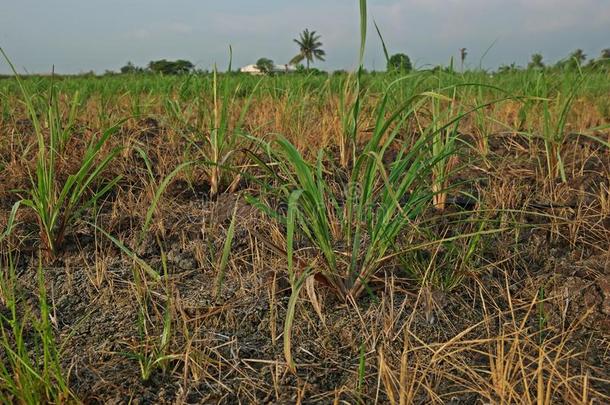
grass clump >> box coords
[2,49,121,258]
[0,258,74,404]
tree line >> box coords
[120,59,196,75]
[500,48,610,73]
[117,28,609,75]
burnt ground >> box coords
[0,119,609,404]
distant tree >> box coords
[459,47,468,71]
[148,59,194,75]
[290,29,326,70]
[255,57,274,74]
[587,48,610,70]
[497,65,510,74]
[497,63,520,74]
[570,49,587,65]
[387,53,412,72]
[528,53,545,70]
[120,62,139,74]
[307,67,327,76]
[557,49,586,70]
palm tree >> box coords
[556,49,587,70]
[590,48,610,71]
[528,53,545,70]
[290,29,326,70]
[459,48,468,71]
[569,49,586,66]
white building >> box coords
[240,64,297,75]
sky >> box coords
[1,0,609,74]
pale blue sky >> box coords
[1,0,609,74]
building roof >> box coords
[240,64,297,74]
[240,64,260,73]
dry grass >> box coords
[0,70,609,404]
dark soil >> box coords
[1,122,609,403]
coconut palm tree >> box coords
[528,53,545,70]
[290,29,326,70]
[589,48,610,70]
[569,49,587,65]
[459,48,468,71]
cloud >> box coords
[515,0,610,33]
[166,22,193,34]
[371,0,610,37]
[126,22,194,40]
[128,28,151,40]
